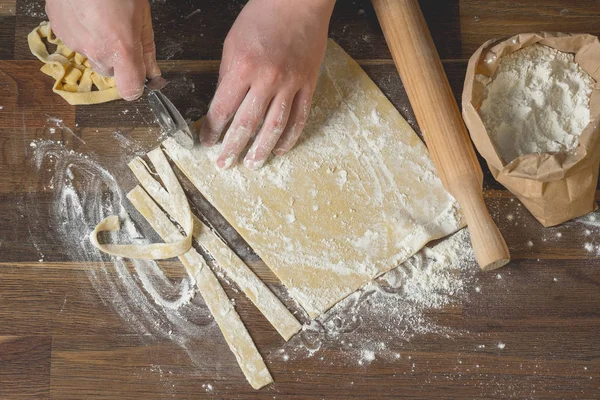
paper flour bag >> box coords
[462,32,600,227]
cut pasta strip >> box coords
[129,153,302,340]
[90,150,193,259]
[127,186,273,390]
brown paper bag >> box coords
[462,32,600,227]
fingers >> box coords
[86,58,114,77]
[113,44,147,101]
[141,5,161,79]
[216,88,273,169]
[200,77,250,147]
[274,88,313,156]
[243,90,295,170]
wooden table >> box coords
[1,1,600,399]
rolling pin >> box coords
[372,0,510,270]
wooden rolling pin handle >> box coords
[451,178,510,271]
[372,0,510,270]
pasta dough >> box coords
[129,153,302,341]
[127,186,273,389]
[163,40,465,319]
[90,148,193,260]
[28,21,121,105]
[92,149,278,389]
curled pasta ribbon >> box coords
[27,21,121,105]
[90,149,194,260]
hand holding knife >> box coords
[145,77,196,150]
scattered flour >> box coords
[358,349,375,365]
[279,229,478,364]
[27,120,217,375]
[479,44,594,163]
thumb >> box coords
[113,45,146,101]
[141,6,161,78]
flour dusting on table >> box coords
[27,119,217,369]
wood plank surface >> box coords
[1,1,600,399]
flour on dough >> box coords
[163,40,465,319]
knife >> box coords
[145,77,196,149]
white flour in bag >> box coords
[478,44,594,163]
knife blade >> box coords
[145,77,196,149]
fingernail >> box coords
[122,88,144,101]
[244,157,265,170]
[274,148,286,156]
[123,91,144,101]
[218,154,237,170]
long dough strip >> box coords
[128,155,302,341]
[90,151,194,260]
[127,186,273,390]
[28,21,120,105]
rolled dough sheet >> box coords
[163,40,465,318]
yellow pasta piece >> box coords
[128,185,273,390]
[63,83,79,93]
[38,22,52,38]
[90,72,113,90]
[78,68,93,92]
[55,44,74,58]
[27,21,121,105]
[63,67,82,85]
[90,149,194,259]
[40,63,63,81]
[74,52,86,65]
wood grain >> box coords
[460,0,600,58]
[1,0,600,398]
[0,336,51,399]
[0,0,16,16]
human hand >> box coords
[200,0,335,169]
[45,0,160,101]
